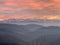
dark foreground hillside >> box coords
[0,23,60,45]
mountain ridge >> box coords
[0,23,60,45]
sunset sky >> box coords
[0,0,60,21]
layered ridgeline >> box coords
[0,19,60,26]
[0,23,60,45]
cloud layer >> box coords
[0,0,60,21]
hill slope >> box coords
[0,23,60,45]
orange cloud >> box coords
[2,0,55,10]
[0,0,60,21]
[0,15,60,21]
[0,0,60,10]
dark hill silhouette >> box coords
[0,23,60,45]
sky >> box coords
[0,0,60,21]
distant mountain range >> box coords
[0,19,60,26]
[0,19,44,23]
[0,23,60,45]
